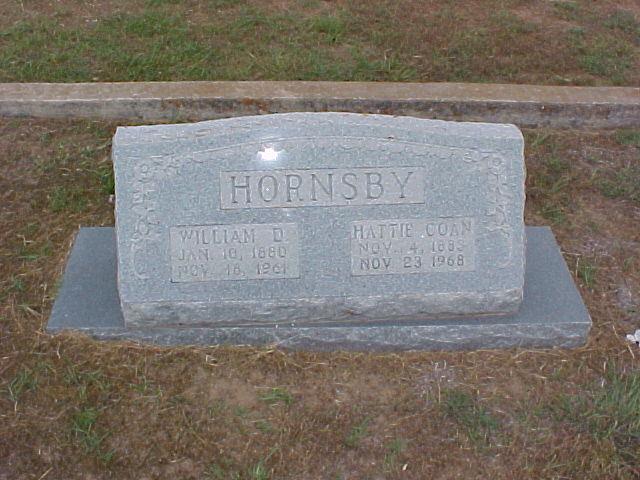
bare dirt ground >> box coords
[0,119,639,479]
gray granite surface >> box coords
[113,113,526,327]
[47,227,591,351]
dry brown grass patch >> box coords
[0,120,639,478]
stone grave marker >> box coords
[112,113,525,327]
[48,113,591,350]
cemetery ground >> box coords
[0,0,639,86]
[0,119,638,479]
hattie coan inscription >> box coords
[351,218,475,276]
[170,223,299,282]
[220,167,425,209]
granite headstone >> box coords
[112,113,526,328]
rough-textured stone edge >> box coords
[47,227,592,351]
[1,81,638,128]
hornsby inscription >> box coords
[351,218,475,276]
[170,223,299,282]
[220,167,425,209]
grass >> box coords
[592,371,640,442]
[345,417,370,448]
[615,130,640,148]
[255,419,275,434]
[550,368,640,466]
[577,257,598,289]
[18,240,53,262]
[49,186,88,213]
[1,122,640,478]
[441,389,498,445]
[309,14,346,44]
[494,10,535,33]
[553,1,580,20]
[248,460,270,480]
[258,387,294,407]
[9,276,25,293]
[71,407,115,464]
[540,204,566,225]
[7,368,37,406]
[383,438,407,472]
[205,452,273,479]
[98,165,115,195]
[595,165,640,204]
[0,0,638,85]
[205,462,240,480]
[605,10,640,35]
[575,35,635,85]
[527,146,574,225]
[128,374,161,398]
[0,7,413,82]
[64,365,107,388]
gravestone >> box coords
[112,113,525,327]
[48,113,591,350]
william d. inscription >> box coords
[170,223,299,282]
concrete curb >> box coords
[1,81,638,128]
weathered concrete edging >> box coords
[0,81,638,128]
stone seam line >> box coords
[0,81,638,128]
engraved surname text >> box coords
[220,167,425,209]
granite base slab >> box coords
[47,226,591,351]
